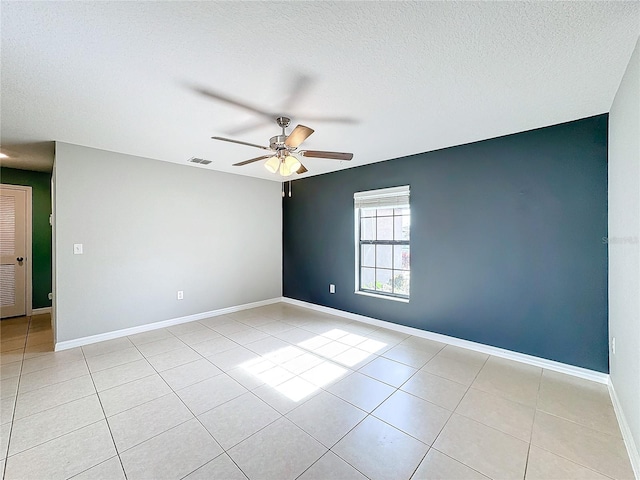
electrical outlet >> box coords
[177,290,184,300]
[329,284,335,294]
[73,243,83,255]
[612,337,616,355]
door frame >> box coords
[1,184,33,317]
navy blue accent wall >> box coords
[283,115,609,373]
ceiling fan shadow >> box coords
[185,72,359,135]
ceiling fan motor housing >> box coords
[270,135,289,151]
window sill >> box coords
[354,290,410,303]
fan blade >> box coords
[296,163,308,174]
[232,155,272,167]
[296,115,359,125]
[194,86,275,120]
[285,125,314,148]
[212,136,270,150]
[300,150,353,160]
[224,119,272,136]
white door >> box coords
[0,187,27,318]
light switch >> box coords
[73,244,83,255]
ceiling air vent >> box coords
[187,157,212,165]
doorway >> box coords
[0,184,32,318]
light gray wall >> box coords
[609,35,640,473]
[53,142,282,342]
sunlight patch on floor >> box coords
[240,328,386,401]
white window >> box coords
[354,186,410,301]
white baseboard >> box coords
[55,294,610,385]
[609,382,640,479]
[282,297,610,384]
[31,307,51,316]
[54,297,282,351]
[52,295,636,476]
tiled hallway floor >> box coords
[0,304,634,479]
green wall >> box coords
[0,167,52,309]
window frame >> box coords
[354,185,410,302]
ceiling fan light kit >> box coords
[263,152,301,177]
[279,155,301,177]
[264,156,280,173]
[211,116,353,178]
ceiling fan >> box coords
[212,116,353,177]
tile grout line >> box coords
[523,365,544,480]
[430,448,490,479]
[179,381,272,478]
[5,307,630,480]
[181,322,351,476]
[2,318,520,476]
[195,308,632,480]
[529,371,621,480]
[419,351,491,477]
[5,407,105,458]
[159,311,628,478]
[3,319,112,468]
[325,412,380,478]
[80,343,129,480]
[10,382,96,418]
[19,354,85,376]
[535,409,627,439]
[125,331,251,480]
[65,455,122,480]
[313,354,426,480]
[228,311,494,478]
[318,373,392,416]
[295,448,372,480]
[525,443,620,480]
[1,314,29,480]
[168,316,383,478]
[102,320,248,470]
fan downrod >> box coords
[270,116,292,150]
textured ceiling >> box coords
[1,1,639,179]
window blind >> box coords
[0,265,16,307]
[354,185,410,210]
[0,194,16,256]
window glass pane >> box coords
[376,269,393,292]
[393,215,410,240]
[392,271,410,296]
[393,216,402,241]
[361,267,375,290]
[376,245,392,268]
[361,217,375,240]
[393,245,410,270]
[403,215,411,240]
[355,191,410,299]
[361,244,375,267]
[377,216,393,240]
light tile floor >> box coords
[0,304,634,480]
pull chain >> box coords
[281,182,285,198]
[288,180,292,197]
